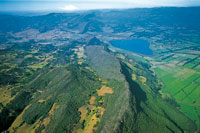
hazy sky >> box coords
[0,0,200,12]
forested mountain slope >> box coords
[0,7,199,132]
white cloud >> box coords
[77,0,199,7]
[1,0,199,12]
[60,5,79,11]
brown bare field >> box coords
[126,62,136,71]
[0,87,16,106]
[139,76,146,84]
[77,105,105,133]
[98,78,108,84]
[97,107,105,117]
[8,104,32,133]
[48,103,59,115]
[78,61,83,65]
[132,74,136,80]
[83,114,99,133]
[83,107,105,133]
[42,117,51,129]
[78,106,89,123]
[38,99,45,103]
[85,67,94,72]
[16,123,31,133]
[90,96,96,105]
[96,86,113,96]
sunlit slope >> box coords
[1,64,103,132]
[0,37,198,133]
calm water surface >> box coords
[110,39,153,55]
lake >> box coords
[110,39,153,55]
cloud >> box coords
[60,5,79,11]
[1,0,200,12]
[79,0,200,7]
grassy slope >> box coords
[0,41,103,132]
[3,64,102,133]
[118,61,197,132]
